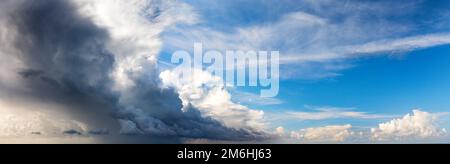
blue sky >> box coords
[273,45,450,128]
[158,0,450,141]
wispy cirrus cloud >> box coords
[341,33,450,56]
[282,33,450,64]
[270,106,394,121]
[162,0,450,80]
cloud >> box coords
[281,33,450,64]
[75,0,266,140]
[162,0,450,80]
[63,130,83,136]
[290,124,354,142]
[118,119,144,135]
[230,90,283,106]
[340,33,450,56]
[279,109,448,143]
[0,100,89,138]
[0,0,266,142]
[2,0,450,143]
[274,127,285,137]
[371,110,447,141]
[271,106,393,121]
[88,129,110,135]
[160,69,266,132]
[74,0,199,91]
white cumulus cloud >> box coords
[160,69,266,132]
[371,110,447,141]
[74,0,199,91]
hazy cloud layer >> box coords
[290,124,354,142]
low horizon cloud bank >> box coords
[275,110,448,143]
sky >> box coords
[1,0,450,143]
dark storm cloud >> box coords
[10,0,114,95]
[88,129,110,135]
[1,0,266,142]
[63,129,83,136]
[18,69,44,78]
